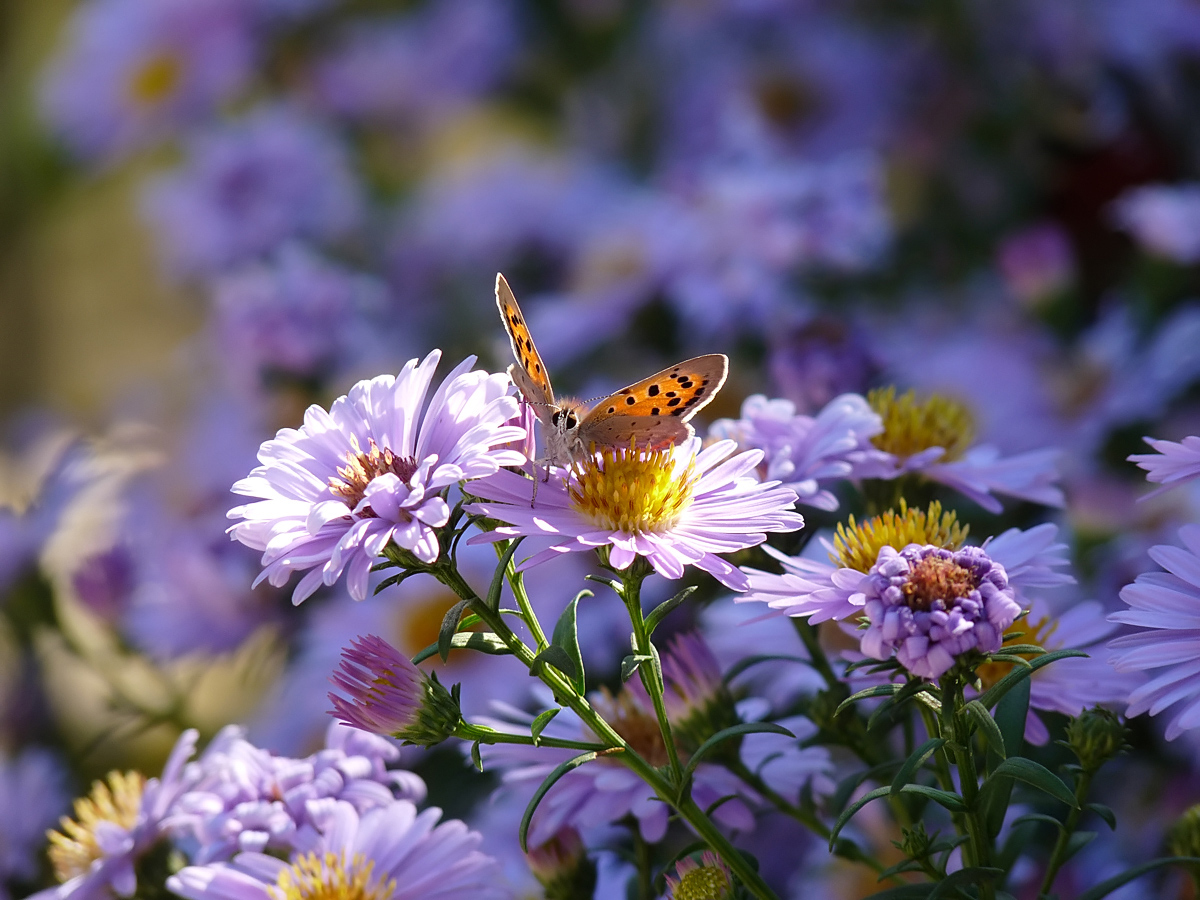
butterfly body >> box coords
[495,273,728,467]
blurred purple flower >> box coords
[143,105,363,277]
[0,749,69,900]
[997,222,1075,305]
[708,393,886,511]
[467,439,803,591]
[1109,524,1200,739]
[740,716,834,803]
[39,0,256,162]
[168,799,508,900]
[211,243,386,382]
[1129,435,1200,499]
[767,316,881,414]
[36,730,199,900]
[228,351,524,603]
[314,0,518,125]
[1112,183,1200,264]
[166,721,425,863]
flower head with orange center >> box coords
[467,438,803,590]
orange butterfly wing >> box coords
[495,273,555,407]
[580,354,729,426]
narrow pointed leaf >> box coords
[890,737,946,795]
[680,722,795,792]
[985,757,1077,808]
[530,708,560,745]
[1086,802,1117,830]
[551,590,589,694]
[835,683,902,717]
[413,631,510,665]
[1076,857,1200,900]
[976,649,1087,710]
[645,585,697,635]
[531,645,578,682]
[832,784,965,846]
[519,751,598,852]
[621,654,652,682]
[437,598,472,662]
[487,537,525,612]
[963,700,1006,758]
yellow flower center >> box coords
[674,864,732,900]
[47,771,145,883]
[833,500,968,572]
[569,444,695,534]
[127,53,182,106]
[329,435,418,514]
[869,386,975,462]
[976,615,1058,690]
[272,852,394,900]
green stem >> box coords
[495,543,549,651]
[431,560,781,900]
[457,721,608,752]
[941,677,996,900]
[634,826,653,900]
[619,565,685,782]
[1037,769,1094,898]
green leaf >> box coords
[519,752,598,852]
[470,740,483,772]
[1076,857,1200,900]
[962,700,1006,759]
[530,708,560,745]
[976,649,1087,710]
[868,679,940,732]
[863,884,935,898]
[487,537,525,612]
[530,645,578,682]
[412,632,510,665]
[835,683,902,717]
[1064,831,1097,862]
[831,785,965,846]
[550,590,590,694]
[995,643,1048,656]
[722,653,812,684]
[983,677,1030,837]
[621,654,652,682]
[1010,813,1065,832]
[831,762,903,814]
[889,737,946,795]
[644,585,697,635]
[928,867,1005,899]
[680,722,794,795]
[437,598,471,662]
[984,757,1078,808]
[1086,802,1117,830]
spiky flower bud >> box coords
[1065,707,1128,773]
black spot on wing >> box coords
[665,390,677,397]
[667,397,681,407]
[650,407,660,416]
[647,384,660,396]
[671,408,684,416]
[625,396,636,405]
[607,406,615,413]
[695,387,705,396]
[680,380,694,389]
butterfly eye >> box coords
[565,412,578,429]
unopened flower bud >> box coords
[526,828,596,900]
[1168,805,1200,859]
[1065,707,1127,773]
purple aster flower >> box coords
[466,439,803,591]
[39,0,255,162]
[168,798,509,900]
[859,545,1022,680]
[210,243,387,383]
[1129,435,1200,500]
[708,393,887,511]
[767,315,881,414]
[142,105,363,277]
[329,634,462,747]
[852,387,1065,514]
[0,749,69,900]
[166,721,425,863]
[1109,524,1200,740]
[740,715,835,802]
[313,0,517,126]
[228,350,525,604]
[1111,183,1200,264]
[477,693,757,845]
[36,730,199,900]
[996,222,1075,307]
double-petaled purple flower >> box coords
[228,351,525,604]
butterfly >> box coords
[495,272,729,469]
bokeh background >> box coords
[6,0,1200,897]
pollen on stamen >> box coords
[273,851,395,900]
[568,443,696,534]
[47,771,145,884]
[833,499,968,572]
[328,435,419,512]
[868,386,975,461]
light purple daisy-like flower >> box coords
[168,798,509,900]
[35,730,199,900]
[741,522,1072,626]
[740,716,835,802]
[166,721,425,864]
[708,393,887,511]
[466,439,803,591]
[1109,524,1200,740]
[1111,182,1200,264]
[228,350,525,604]
[1129,435,1200,500]
[0,749,69,900]
[142,105,363,278]
[859,544,1022,680]
[39,0,255,162]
